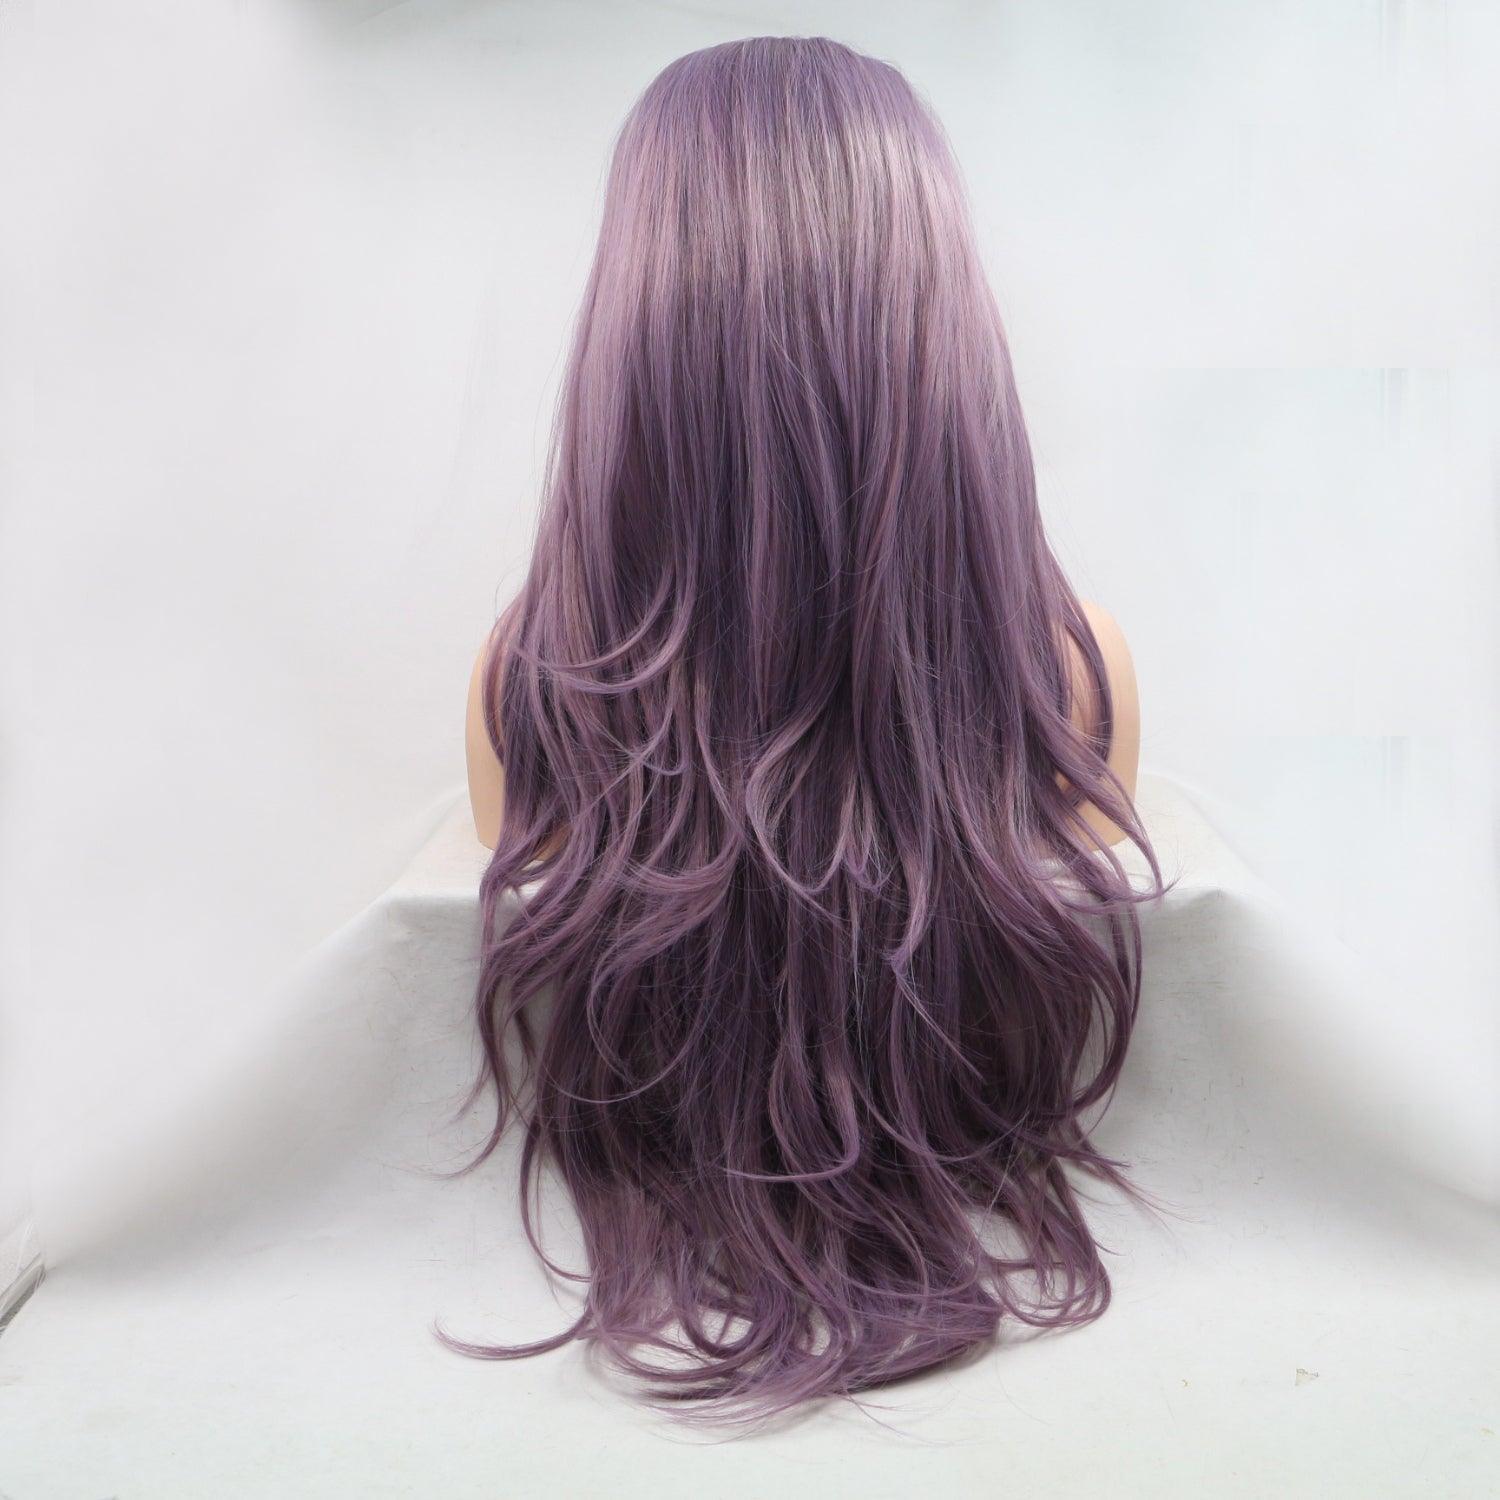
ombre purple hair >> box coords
[441,35,1167,1423]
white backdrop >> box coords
[1,0,1496,1271]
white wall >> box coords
[2,0,1495,1251]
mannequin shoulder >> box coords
[1064,600,1142,838]
[464,630,506,850]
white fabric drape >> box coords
[4,774,1495,1494]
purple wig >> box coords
[442,35,1167,1423]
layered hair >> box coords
[442,35,1166,1423]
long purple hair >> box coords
[442,35,1166,1423]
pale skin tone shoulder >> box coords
[1066,600,1142,849]
[464,628,508,852]
[465,600,1141,852]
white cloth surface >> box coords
[3,774,1496,1497]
